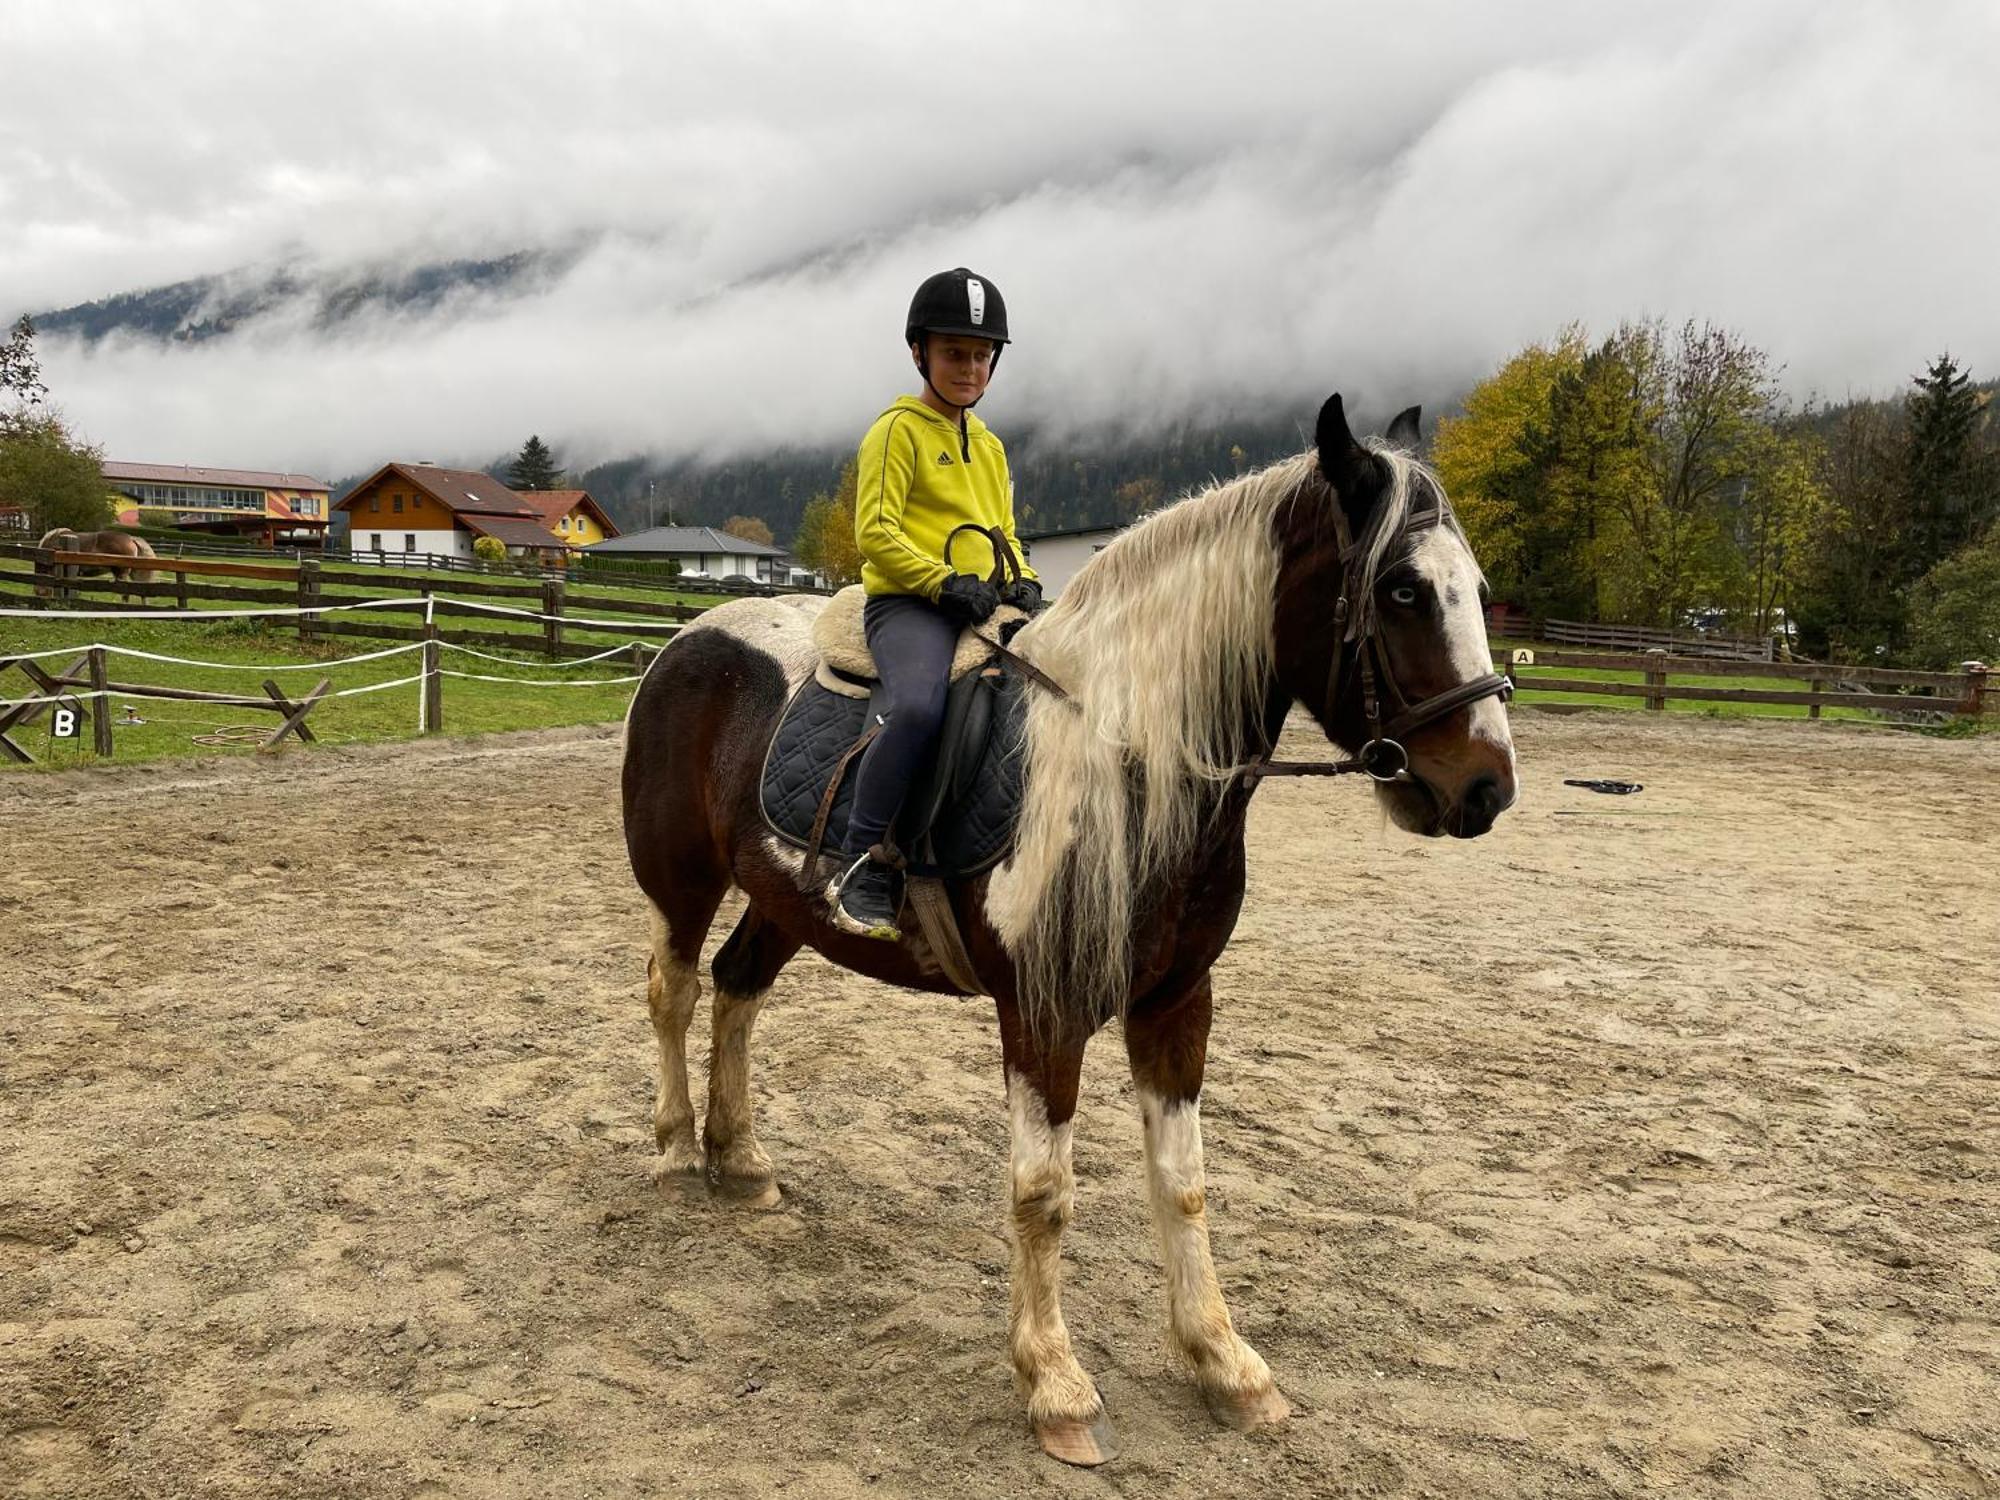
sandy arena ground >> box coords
[2,711,1996,1499]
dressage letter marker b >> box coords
[52,706,79,739]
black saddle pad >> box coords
[760,663,1027,880]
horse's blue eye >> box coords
[1389,586,1418,607]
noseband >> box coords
[1245,494,1514,787]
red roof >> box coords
[337,463,537,518]
[105,460,331,491]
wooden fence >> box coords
[103,535,824,598]
[1499,647,1992,719]
[1,545,694,662]
[1540,618,1776,662]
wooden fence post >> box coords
[542,578,565,661]
[297,557,321,645]
[1962,662,1990,718]
[422,621,442,733]
[88,647,113,757]
[1808,673,1823,720]
[629,642,645,675]
[1644,648,1667,711]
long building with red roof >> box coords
[102,460,333,545]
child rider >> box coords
[828,266,1042,939]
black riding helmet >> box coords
[906,268,1009,418]
[905,267,1011,346]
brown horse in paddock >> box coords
[36,528,159,602]
[620,394,1517,1465]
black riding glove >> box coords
[1000,577,1044,614]
[936,572,999,627]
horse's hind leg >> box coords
[642,887,722,1186]
[1124,976,1289,1431]
[703,905,800,1208]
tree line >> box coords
[1435,322,1998,666]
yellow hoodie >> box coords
[854,395,1036,598]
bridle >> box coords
[1243,489,1514,788]
[943,499,1513,793]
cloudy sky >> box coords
[4,0,1997,476]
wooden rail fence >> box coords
[1499,647,1992,719]
[0,648,330,764]
[2,545,688,662]
[1539,618,1777,662]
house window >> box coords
[392,495,404,513]
[369,495,380,513]
[369,533,382,551]
[404,534,416,553]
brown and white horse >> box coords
[36,528,158,602]
[620,394,1516,1465]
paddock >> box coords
[1,711,1994,1498]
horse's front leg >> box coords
[1125,976,1290,1431]
[999,1005,1115,1466]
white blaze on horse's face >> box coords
[1375,524,1517,837]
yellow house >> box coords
[514,490,620,551]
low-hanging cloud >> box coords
[7,0,1997,477]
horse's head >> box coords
[1272,394,1517,838]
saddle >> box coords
[759,577,1039,995]
[760,585,1028,881]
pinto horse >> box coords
[36,528,159,602]
[620,395,1517,1465]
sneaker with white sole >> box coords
[827,855,901,941]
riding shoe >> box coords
[828,855,901,941]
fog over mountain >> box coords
[6,0,1997,480]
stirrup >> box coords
[826,854,900,942]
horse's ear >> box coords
[1385,405,1422,450]
[1315,392,1379,525]
[1315,393,1366,485]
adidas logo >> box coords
[935,450,955,466]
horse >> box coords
[36,528,159,602]
[619,394,1517,1466]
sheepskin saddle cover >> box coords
[809,584,1024,699]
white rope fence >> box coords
[2,591,663,743]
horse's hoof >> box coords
[648,1153,705,1194]
[1035,1410,1117,1467]
[1204,1382,1291,1431]
[709,1172,783,1209]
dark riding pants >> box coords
[842,592,958,858]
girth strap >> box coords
[904,874,988,995]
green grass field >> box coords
[4,563,1976,770]
[1,553,664,769]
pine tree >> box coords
[508,434,563,491]
[1903,354,1995,575]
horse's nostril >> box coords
[1453,773,1510,836]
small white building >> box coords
[585,526,805,583]
[1020,524,1123,598]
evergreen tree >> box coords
[508,434,563,491]
[1903,354,1996,574]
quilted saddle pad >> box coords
[759,663,1028,880]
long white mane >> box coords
[986,443,1439,1033]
